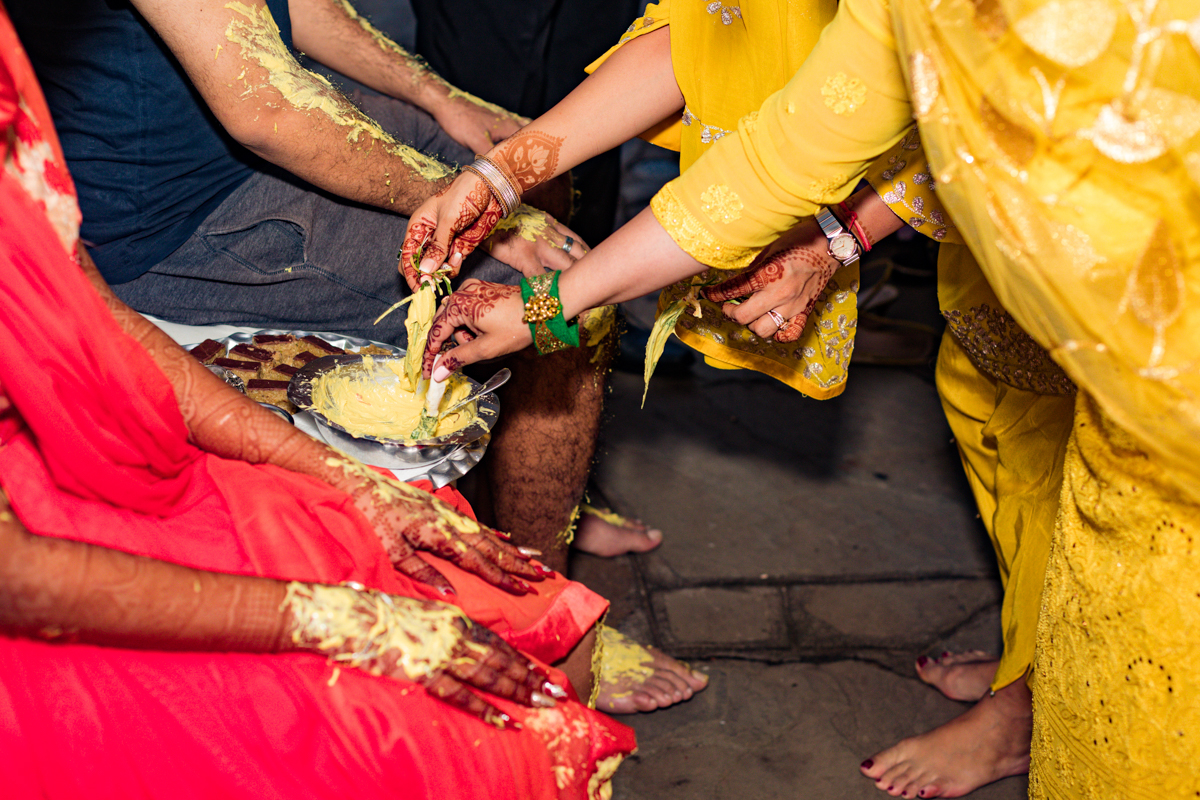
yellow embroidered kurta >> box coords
[868,128,1075,693]
[650,0,1200,793]
[589,0,865,399]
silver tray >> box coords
[289,353,499,463]
[188,329,490,487]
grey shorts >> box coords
[113,92,518,344]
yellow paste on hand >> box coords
[492,204,554,241]
[310,355,476,441]
[282,582,465,680]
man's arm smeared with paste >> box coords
[288,0,525,157]
[132,0,453,215]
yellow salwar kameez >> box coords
[589,0,859,399]
[594,0,1065,696]
[867,132,1077,693]
[646,0,1200,793]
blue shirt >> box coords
[10,0,293,283]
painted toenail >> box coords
[861,759,874,770]
[917,656,928,667]
[941,651,950,658]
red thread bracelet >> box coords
[837,201,872,252]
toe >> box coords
[632,691,661,712]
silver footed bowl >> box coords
[288,354,499,468]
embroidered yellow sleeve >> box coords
[658,0,911,268]
[650,181,759,270]
[585,1,680,151]
[864,126,964,245]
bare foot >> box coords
[595,626,708,714]
[916,650,998,702]
[572,505,663,558]
[859,679,1032,798]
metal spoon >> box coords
[439,368,512,417]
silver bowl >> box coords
[288,354,499,468]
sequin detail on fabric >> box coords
[909,51,940,120]
[867,127,959,242]
[705,1,742,25]
[943,305,1076,395]
[683,105,733,144]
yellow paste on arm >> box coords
[309,355,476,441]
[222,1,451,183]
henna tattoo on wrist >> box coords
[492,130,564,193]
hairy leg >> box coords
[916,650,998,702]
[860,678,1032,798]
[481,336,611,575]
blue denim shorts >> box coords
[113,92,519,345]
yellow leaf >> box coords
[642,299,687,407]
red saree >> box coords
[0,5,633,797]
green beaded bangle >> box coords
[520,271,580,355]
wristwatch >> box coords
[815,207,860,266]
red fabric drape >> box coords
[0,5,633,797]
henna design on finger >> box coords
[401,217,436,285]
[442,281,521,327]
[492,130,565,192]
[775,314,808,342]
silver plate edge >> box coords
[186,329,489,488]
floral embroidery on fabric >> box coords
[669,274,858,392]
[4,99,81,255]
[682,105,733,143]
[705,1,742,25]
[699,184,744,224]
[821,73,867,115]
[943,305,1076,394]
[870,127,957,241]
[740,111,759,134]
[650,185,758,269]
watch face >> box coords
[829,233,858,260]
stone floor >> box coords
[569,323,1028,798]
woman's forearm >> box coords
[557,207,704,318]
[75,247,368,496]
[0,492,290,652]
[485,26,682,195]
[837,185,905,249]
[556,183,905,320]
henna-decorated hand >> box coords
[421,280,530,381]
[400,175,504,291]
[704,219,841,342]
[483,207,588,279]
[328,456,550,596]
[399,130,567,287]
[431,92,528,156]
[284,583,567,729]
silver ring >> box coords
[561,236,574,253]
[767,309,786,328]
